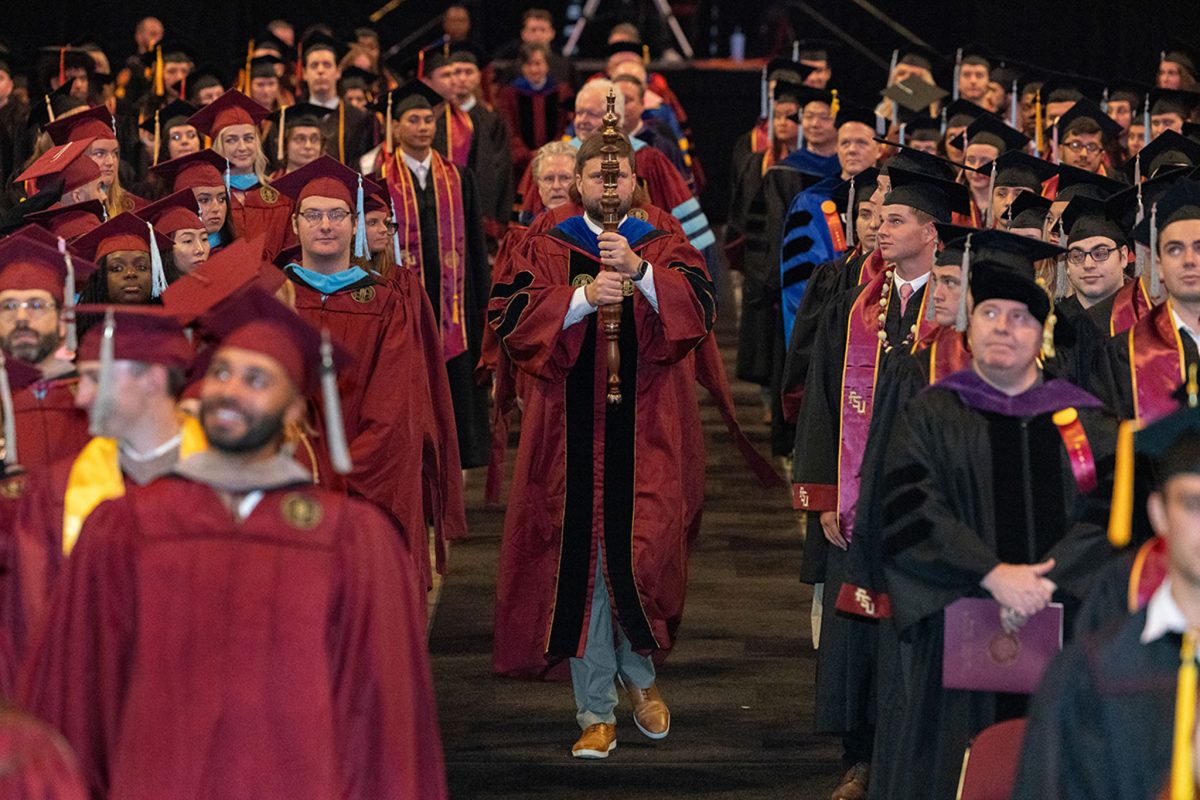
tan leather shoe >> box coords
[830,762,869,800]
[623,682,670,739]
[571,723,617,759]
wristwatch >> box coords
[632,259,649,282]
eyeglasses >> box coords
[0,298,56,319]
[297,208,352,225]
[537,174,573,186]
[1066,245,1117,264]
[1064,141,1102,155]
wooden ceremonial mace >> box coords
[599,89,627,404]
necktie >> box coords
[898,282,913,316]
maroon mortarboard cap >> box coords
[43,105,117,146]
[211,285,353,395]
[363,177,390,213]
[148,148,228,192]
[14,138,102,193]
[69,213,173,263]
[139,189,205,236]
[160,236,267,325]
[74,305,193,370]
[25,200,105,242]
[0,231,99,301]
[273,243,302,269]
[271,154,360,208]
[186,89,270,138]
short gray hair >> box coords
[531,140,577,181]
[576,78,625,118]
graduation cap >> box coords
[1160,39,1199,78]
[340,66,378,91]
[830,167,879,249]
[139,99,200,167]
[1004,191,1052,230]
[368,80,443,119]
[139,189,205,236]
[1054,163,1125,203]
[252,29,294,60]
[1054,97,1123,140]
[206,285,354,472]
[36,45,95,84]
[1150,88,1200,119]
[249,54,284,80]
[26,81,80,131]
[606,40,648,63]
[70,213,174,299]
[268,102,334,162]
[74,305,193,370]
[1130,177,1200,245]
[25,200,105,242]
[0,229,100,352]
[14,138,102,194]
[964,229,1064,324]
[1062,194,1128,247]
[271,155,370,259]
[882,166,971,222]
[796,38,837,64]
[43,104,116,145]
[900,112,942,141]
[300,30,347,63]
[893,43,944,73]
[186,90,269,138]
[956,43,994,70]
[1106,78,1150,110]
[942,98,992,129]
[835,101,879,130]
[1105,167,1186,232]
[182,64,227,101]
[877,139,964,182]
[934,222,980,246]
[771,79,807,108]
[148,148,228,193]
[1124,130,1200,181]
[881,76,948,116]
[160,236,269,326]
[766,58,816,85]
[448,43,488,69]
[950,112,1030,153]
[984,150,1058,191]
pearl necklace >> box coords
[875,268,920,353]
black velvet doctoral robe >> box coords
[1011,606,1177,800]
[434,104,514,240]
[876,374,1118,800]
[406,164,492,469]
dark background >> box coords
[4,0,1198,220]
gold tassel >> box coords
[152,109,161,167]
[1109,419,1137,547]
[830,89,840,119]
[154,45,164,96]
[277,105,287,163]
[1190,363,1199,408]
[1171,630,1198,800]
[642,44,650,65]
[1035,89,1045,157]
[338,102,345,163]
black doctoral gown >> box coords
[1011,606,1177,800]
[434,104,514,240]
[407,164,492,469]
[876,374,1118,800]
[790,277,928,738]
[320,101,378,168]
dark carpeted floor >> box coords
[430,324,843,799]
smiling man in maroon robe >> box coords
[20,288,447,800]
[489,126,716,759]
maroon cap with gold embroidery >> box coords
[74,305,193,369]
[186,90,270,138]
[0,231,99,302]
[43,105,118,146]
[14,138,102,193]
[148,149,228,193]
[25,200,105,242]
[139,190,205,236]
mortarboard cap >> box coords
[26,81,80,131]
[368,80,444,118]
[148,149,228,193]
[160,237,268,326]
[952,229,1065,322]
[182,64,227,102]
[186,90,269,138]
[1054,163,1125,203]
[877,139,963,181]
[271,154,362,209]
[796,38,837,63]
[830,167,878,214]
[1054,97,1123,140]
[300,30,347,63]
[882,166,971,222]
[985,150,1059,191]
[1150,88,1200,119]
[894,43,943,73]
[0,230,99,302]
[835,101,880,130]
[138,189,205,236]
[340,66,378,91]
[942,98,991,129]
[270,102,334,130]
[766,58,816,84]
[138,99,199,135]
[951,112,1030,153]
[249,54,284,80]
[74,305,193,370]
[43,105,116,145]
[14,138,102,194]
[25,200,104,242]
[1161,40,1199,78]
[1004,191,1052,230]
[1125,130,1200,181]
[881,76,948,115]
[1130,178,1200,245]
[70,213,173,263]
[771,80,806,107]
[1062,194,1128,246]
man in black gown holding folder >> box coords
[872,231,1118,800]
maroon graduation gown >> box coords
[489,215,715,678]
[12,377,90,472]
[0,710,87,800]
[228,182,294,262]
[19,477,447,800]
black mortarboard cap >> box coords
[883,166,971,222]
[1125,130,1200,181]
[367,80,444,118]
[767,58,816,84]
[340,66,378,90]
[249,54,284,80]
[961,229,1066,322]
[1130,178,1200,245]
[301,31,346,62]
[1062,194,1128,246]
[893,43,944,73]
[881,77,948,115]
[1105,168,1187,233]
[951,112,1030,153]
[269,102,334,129]
[877,139,966,182]
[1161,39,1199,77]
[1005,191,1053,229]
[1055,163,1126,203]
[985,150,1059,191]
[138,99,198,134]
[1054,97,1123,140]
[835,101,879,130]
[942,98,991,129]
[26,81,81,131]
[1150,88,1200,118]
[830,167,879,213]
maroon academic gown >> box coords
[290,268,466,589]
[12,377,90,471]
[0,710,87,800]
[19,477,447,800]
[489,214,716,678]
[228,182,294,262]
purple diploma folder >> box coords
[942,597,1063,695]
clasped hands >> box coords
[981,559,1057,634]
[585,232,640,307]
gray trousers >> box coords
[569,539,657,729]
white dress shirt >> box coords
[1141,579,1194,646]
[1171,306,1200,350]
[562,215,659,329]
[402,151,433,190]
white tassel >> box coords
[58,237,77,352]
[148,221,168,297]
[952,48,962,101]
[0,354,17,468]
[956,234,972,332]
[845,176,856,250]
[1150,202,1161,300]
[1134,168,1146,278]
[984,160,997,228]
[925,247,938,322]
[389,194,402,266]
[90,308,115,437]
[320,330,352,475]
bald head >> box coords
[574,79,625,141]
